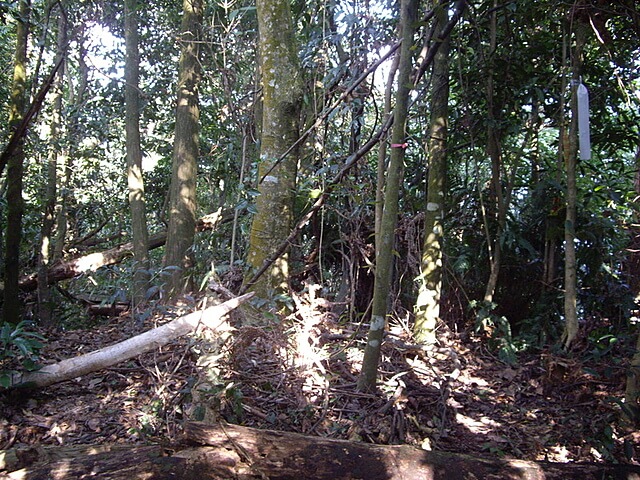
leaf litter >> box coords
[0,289,637,465]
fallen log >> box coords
[0,445,182,480]
[3,422,640,479]
[16,209,233,292]
[180,421,640,480]
[86,302,129,317]
[6,293,253,389]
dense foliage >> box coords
[0,0,639,380]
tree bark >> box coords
[5,422,640,479]
[414,2,450,345]
[244,0,303,300]
[179,422,640,480]
[357,0,417,392]
[163,0,203,298]
[0,445,177,479]
[6,293,253,389]
[3,0,30,324]
[124,0,151,306]
[375,53,399,257]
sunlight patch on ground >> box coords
[345,345,364,367]
[455,372,491,388]
[454,413,502,434]
[547,444,572,462]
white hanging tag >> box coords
[577,82,591,160]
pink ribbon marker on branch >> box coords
[391,143,408,149]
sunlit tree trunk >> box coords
[245,0,303,300]
[414,3,449,345]
[3,0,30,324]
[163,0,203,298]
[357,0,417,392]
[37,10,65,326]
[562,24,586,349]
[125,0,150,306]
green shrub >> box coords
[0,320,45,388]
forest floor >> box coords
[1,290,639,466]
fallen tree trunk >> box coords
[0,445,181,480]
[17,210,232,292]
[179,422,640,480]
[3,422,640,479]
[17,230,167,292]
[6,293,253,389]
[86,302,129,317]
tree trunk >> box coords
[414,2,450,345]
[0,445,181,479]
[6,293,253,389]
[37,11,65,326]
[124,0,151,306]
[375,53,399,256]
[54,27,89,261]
[5,425,640,480]
[562,24,587,349]
[3,0,30,325]
[244,0,303,301]
[482,0,503,304]
[179,422,640,480]
[622,140,640,425]
[357,0,417,392]
[163,0,203,298]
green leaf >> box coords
[0,373,12,389]
[309,188,322,199]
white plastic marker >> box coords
[577,81,591,160]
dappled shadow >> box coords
[220,295,637,466]
[2,285,638,478]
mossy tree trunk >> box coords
[163,0,203,298]
[357,0,417,392]
[413,2,449,345]
[3,0,30,325]
[125,0,150,306]
[245,0,303,300]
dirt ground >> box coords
[1,294,639,467]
